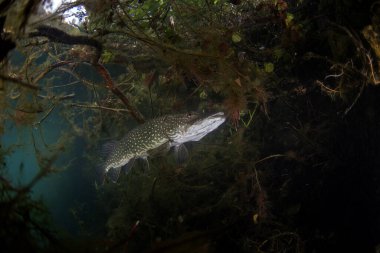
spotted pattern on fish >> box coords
[100,112,225,183]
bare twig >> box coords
[32,61,73,84]
[70,103,131,113]
[0,74,40,90]
[254,154,286,165]
[253,165,262,192]
[37,93,75,100]
[59,68,98,88]
[367,53,380,85]
[344,81,366,115]
[315,80,340,94]
[33,105,55,126]
[325,70,344,79]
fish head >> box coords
[164,112,202,130]
[170,112,226,144]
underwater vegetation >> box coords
[0,0,380,252]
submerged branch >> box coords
[367,53,380,85]
[70,103,131,113]
[30,25,102,62]
[344,80,366,115]
[33,105,55,126]
[254,154,286,165]
[94,63,145,123]
[25,25,145,123]
[32,61,73,84]
[0,74,40,90]
[101,29,220,59]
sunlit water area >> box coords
[44,0,87,25]
[1,50,96,233]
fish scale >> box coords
[99,112,226,183]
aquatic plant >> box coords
[1,0,380,252]
[0,140,62,252]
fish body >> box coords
[100,112,225,183]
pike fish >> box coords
[99,112,226,183]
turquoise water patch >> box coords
[1,108,87,234]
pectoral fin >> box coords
[141,157,150,171]
[107,167,122,183]
[107,158,137,183]
[122,157,136,174]
[174,144,189,165]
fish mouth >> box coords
[192,112,225,129]
[190,111,225,135]
[173,112,226,143]
[205,112,225,120]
